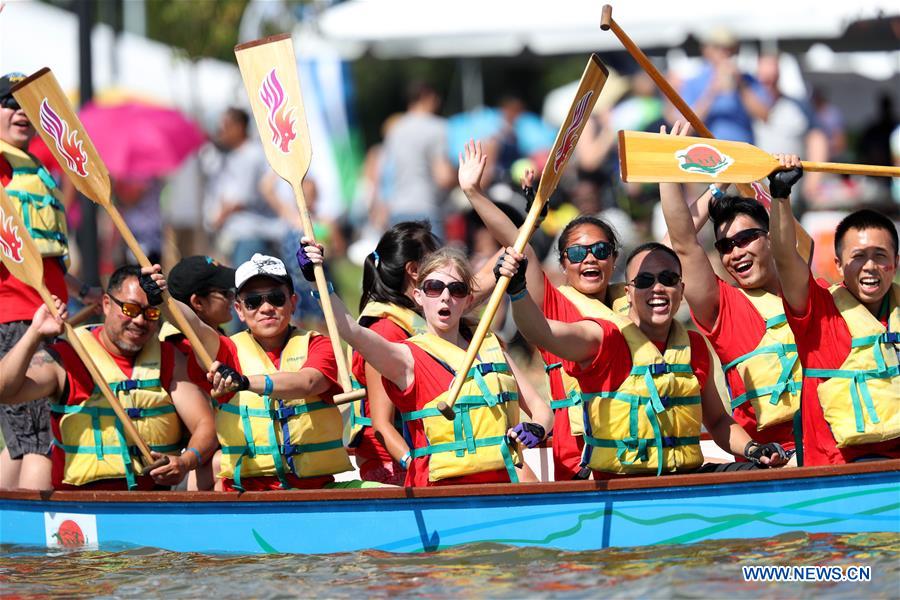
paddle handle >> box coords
[105,204,215,370]
[292,183,357,396]
[797,161,900,178]
[332,388,367,406]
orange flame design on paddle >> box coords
[39,99,89,177]
[554,90,593,173]
[0,209,25,263]
[258,69,297,154]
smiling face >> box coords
[413,263,473,336]
[715,214,776,290]
[625,249,684,333]
[234,277,295,341]
[0,101,34,149]
[835,227,899,311]
[560,224,616,299]
[102,276,160,356]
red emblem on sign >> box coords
[39,99,89,177]
[0,209,25,263]
[554,90,593,173]
[52,519,86,547]
[259,69,297,154]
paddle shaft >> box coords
[600,4,814,262]
[67,303,98,327]
[795,161,900,178]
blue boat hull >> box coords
[2,462,898,554]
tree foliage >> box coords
[146,0,251,62]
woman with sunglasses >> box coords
[458,140,627,480]
[497,242,788,478]
[303,240,553,487]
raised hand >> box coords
[458,139,488,194]
[300,236,325,267]
[494,248,528,295]
[139,264,166,305]
[660,120,692,137]
[30,295,67,339]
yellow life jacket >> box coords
[347,302,426,445]
[720,288,802,430]
[217,329,352,489]
[803,284,900,447]
[580,320,704,475]
[401,332,521,483]
[51,327,182,488]
[1,140,68,261]
[158,321,181,343]
[546,284,627,436]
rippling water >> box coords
[2,532,898,598]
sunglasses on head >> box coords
[629,270,682,290]
[108,294,161,321]
[420,279,470,298]
[0,96,20,110]
[240,290,287,310]
[564,241,614,263]
[714,228,767,255]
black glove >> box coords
[768,166,803,199]
[743,441,787,468]
[494,251,528,296]
[523,183,548,226]
[216,364,250,392]
[139,274,163,306]
[295,243,316,282]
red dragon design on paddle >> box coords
[554,90,593,173]
[675,143,733,177]
[39,99,89,177]
[258,69,297,154]
[0,209,25,263]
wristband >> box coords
[182,447,202,467]
[311,281,335,299]
[399,451,411,469]
[708,184,725,201]
[263,374,274,396]
[508,288,529,303]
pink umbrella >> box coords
[78,101,207,179]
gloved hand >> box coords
[216,364,250,392]
[138,274,163,306]
[295,243,316,282]
[509,422,545,449]
[743,441,787,468]
[768,167,803,199]
[494,250,528,296]
[523,184,548,227]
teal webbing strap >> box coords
[7,188,64,211]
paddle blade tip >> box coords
[437,401,455,420]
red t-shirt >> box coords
[783,275,900,466]
[351,316,410,464]
[49,328,176,490]
[692,277,795,449]
[382,341,511,487]
[196,331,342,491]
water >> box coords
[2,532,898,598]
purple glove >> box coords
[510,422,545,449]
[295,243,316,282]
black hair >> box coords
[405,81,438,106]
[464,203,524,254]
[708,195,769,237]
[106,265,142,295]
[834,209,899,258]
[557,216,620,263]
[224,107,250,132]
[626,242,682,272]
[359,221,441,313]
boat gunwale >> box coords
[0,459,896,505]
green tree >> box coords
[146,0,251,62]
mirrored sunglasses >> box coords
[564,241,614,263]
[421,279,469,298]
[108,294,161,321]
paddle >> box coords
[618,130,900,183]
[11,68,215,371]
[600,3,815,263]
[234,33,364,405]
[437,55,609,419]
[0,188,167,475]
[67,302,99,327]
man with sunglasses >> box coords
[177,253,352,491]
[0,265,217,490]
[769,155,899,467]
[658,121,801,463]
[0,72,103,491]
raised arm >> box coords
[0,300,67,405]
[144,264,222,357]
[767,156,809,314]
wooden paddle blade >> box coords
[235,34,312,184]
[11,68,111,204]
[619,131,775,184]
[535,55,608,205]
[0,188,47,292]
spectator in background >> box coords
[858,94,897,197]
[204,107,280,267]
[116,178,164,265]
[681,28,770,144]
[811,87,847,160]
[381,82,455,239]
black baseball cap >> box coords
[168,256,236,303]
[0,72,27,101]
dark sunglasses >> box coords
[629,270,682,290]
[108,294,161,321]
[564,241,614,263]
[0,96,20,110]
[205,288,236,301]
[714,228,767,254]
[421,279,470,299]
[240,290,287,310]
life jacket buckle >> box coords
[648,363,668,376]
[281,443,297,456]
[478,363,496,375]
[659,395,670,409]
[120,380,139,394]
[880,332,900,344]
[273,406,296,420]
[125,407,143,419]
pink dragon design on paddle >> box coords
[258,69,297,154]
[0,208,25,263]
[554,90,593,173]
[750,181,773,211]
[39,99,89,177]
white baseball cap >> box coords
[234,253,293,292]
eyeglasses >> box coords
[0,96,19,110]
[629,270,682,290]
[420,279,470,298]
[564,241,614,263]
[108,294,162,321]
[240,290,287,310]
[714,228,768,255]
